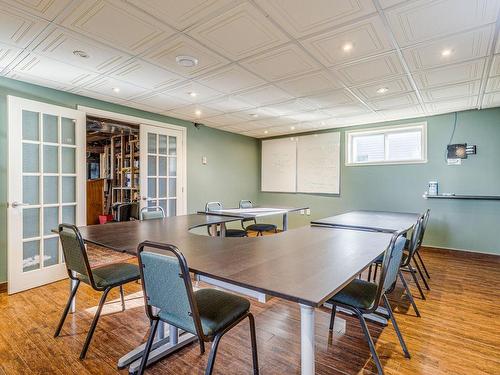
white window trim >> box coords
[345,122,428,166]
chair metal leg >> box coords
[413,258,430,291]
[80,287,112,359]
[368,265,373,282]
[199,338,205,354]
[398,270,420,317]
[382,294,410,359]
[119,285,126,311]
[329,304,337,331]
[416,250,430,279]
[408,266,426,300]
[248,313,259,375]
[373,263,378,282]
[357,311,384,375]
[54,279,80,337]
[137,319,159,375]
[205,333,223,375]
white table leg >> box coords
[219,222,226,237]
[283,213,289,231]
[300,304,315,375]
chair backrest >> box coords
[402,216,424,267]
[58,224,94,284]
[417,209,430,247]
[115,203,132,221]
[239,200,253,209]
[140,206,165,220]
[137,241,205,340]
[130,201,140,220]
[205,201,222,212]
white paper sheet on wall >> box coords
[261,138,297,192]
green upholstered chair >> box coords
[136,241,259,375]
[54,224,140,359]
[327,232,410,375]
[140,205,165,220]
[239,200,278,236]
[205,201,247,237]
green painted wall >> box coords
[0,77,260,283]
[259,108,500,255]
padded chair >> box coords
[327,233,410,375]
[205,201,247,237]
[137,241,259,375]
[414,209,431,283]
[140,205,165,220]
[54,224,141,359]
[239,200,278,236]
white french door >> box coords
[140,124,185,216]
[7,96,86,294]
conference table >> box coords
[199,205,308,231]
[74,213,394,375]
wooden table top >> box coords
[311,210,421,233]
[199,205,308,218]
[77,214,393,307]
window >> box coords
[346,122,427,166]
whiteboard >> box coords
[261,138,297,192]
[297,132,340,194]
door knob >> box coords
[11,201,28,208]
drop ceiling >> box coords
[1,0,499,138]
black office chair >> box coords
[327,232,410,375]
[140,205,165,220]
[205,201,247,237]
[137,241,259,375]
[239,200,278,236]
[54,224,141,359]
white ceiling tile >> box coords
[351,75,413,100]
[240,43,321,81]
[168,103,223,120]
[485,76,500,93]
[334,52,405,85]
[0,5,48,48]
[0,42,23,70]
[263,98,317,116]
[61,0,175,54]
[2,0,72,21]
[232,84,293,106]
[482,92,500,108]
[378,0,408,9]
[300,15,393,67]
[425,96,478,113]
[402,25,494,71]
[10,53,97,89]
[142,34,229,78]
[386,0,500,47]
[489,54,500,76]
[187,2,289,61]
[130,92,189,111]
[256,0,376,38]
[412,58,486,88]
[305,89,359,109]
[83,76,149,100]
[230,108,281,121]
[198,64,265,94]
[162,81,223,103]
[34,27,128,73]
[203,96,255,112]
[368,92,419,110]
[283,110,330,122]
[274,70,343,96]
[377,105,425,120]
[243,116,293,129]
[322,103,372,117]
[125,0,238,30]
[201,113,251,127]
[70,88,129,106]
[421,80,481,102]
[220,121,265,132]
[110,59,184,91]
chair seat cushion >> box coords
[245,223,277,232]
[225,229,247,237]
[78,263,140,289]
[328,279,378,310]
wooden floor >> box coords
[0,247,499,375]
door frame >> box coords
[7,96,86,293]
[77,106,188,215]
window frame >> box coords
[345,122,428,166]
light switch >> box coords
[202,156,207,165]
[306,209,311,215]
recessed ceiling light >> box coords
[176,55,199,67]
[320,121,325,126]
[441,49,452,57]
[264,130,268,134]
[195,109,202,116]
[250,113,259,118]
[290,126,295,130]
[189,92,197,97]
[73,50,89,59]
[376,87,389,94]
[112,87,120,93]
[342,43,353,52]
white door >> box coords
[140,124,185,216]
[7,96,86,294]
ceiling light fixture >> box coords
[250,113,258,118]
[376,87,389,94]
[441,49,452,57]
[73,50,89,58]
[176,55,199,67]
[112,87,120,93]
[342,42,353,52]
[290,126,295,130]
[189,92,197,97]
[320,121,325,125]
[195,109,202,116]
[264,130,268,134]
